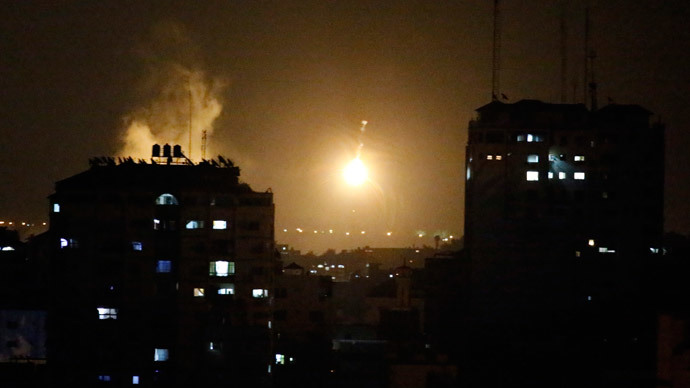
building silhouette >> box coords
[47,149,276,387]
[463,100,665,387]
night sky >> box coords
[1,1,689,253]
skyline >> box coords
[1,1,689,254]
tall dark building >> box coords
[464,100,665,387]
[47,150,276,387]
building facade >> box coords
[464,100,665,387]
[47,151,276,387]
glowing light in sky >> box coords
[343,120,370,186]
[343,157,368,186]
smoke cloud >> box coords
[119,21,225,161]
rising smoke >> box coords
[119,21,226,161]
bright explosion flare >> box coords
[343,157,368,186]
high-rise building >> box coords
[47,149,277,387]
[464,100,664,387]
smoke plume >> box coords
[119,21,225,161]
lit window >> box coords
[98,375,111,381]
[53,203,60,213]
[97,307,118,320]
[548,172,554,179]
[217,284,235,295]
[156,260,171,273]
[155,193,178,205]
[526,171,539,181]
[527,154,539,163]
[517,134,526,142]
[210,261,235,276]
[60,238,78,249]
[209,342,217,351]
[650,247,660,254]
[527,133,544,142]
[575,251,581,257]
[154,348,168,361]
[213,220,227,230]
[574,172,585,180]
[574,155,585,162]
[495,155,502,160]
[588,239,595,246]
[275,354,285,365]
[185,220,204,229]
[132,376,140,385]
[587,295,592,301]
[193,288,205,297]
[486,155,493,160]
[252,289,269,298]
[132,242,143,251]
[153,219,161,230]
[558,172,566,180]
[548,154,558,162]
[1,246,15,251]
[598,247,608,253]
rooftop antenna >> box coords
[201,129,207,160]
[560,3,568,103]
[188,75,193,161]
[491,0,501,102]
[584,5,598,110]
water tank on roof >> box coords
[163,144,171,157]
[152,144,161,157]
[173,145,182,158]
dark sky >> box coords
[1,0,689,253]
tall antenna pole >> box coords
[584,6,597,110]
[560,4,567,103]
[492,0,501,102]
[201,130,207,160]
[188,76,193,160]
[584,6,589,106]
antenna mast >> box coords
[584,6,597,110]
[560,4,567,103]
[201,130,207,160]
[491,0,501,101]
[188,76,193,160]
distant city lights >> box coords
[275,227,458,240]
[0,220,47,228]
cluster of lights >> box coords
[0,220,48,227]
[281,228,455,240]
[315,263,346,271]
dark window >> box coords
[485,131,504,144]
[211,240,232,254]
[309,311,324,323]
[251,266,265,276]
[274,310,287,321]
[274,287,288,298]
[6,321,18,330]
[251,243,264,254]
[574,190,585,202]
